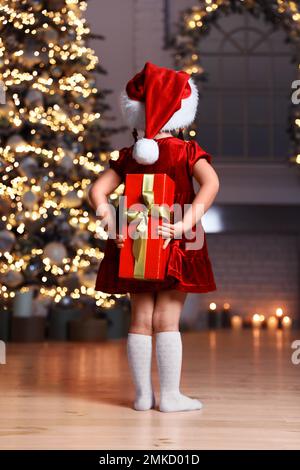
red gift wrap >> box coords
[119,173,175,281]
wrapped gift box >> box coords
[119,173,175,281]
[69,318,107,342]
[11,317,46,342]
[48,304,82,341]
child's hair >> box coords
[131,128,185,143]
[132,128,138,143]
[177,129,184,140]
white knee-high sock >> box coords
[127,333,155,411]
[156,331,202,412]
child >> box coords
[89,62,219,412]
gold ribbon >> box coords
[125,174,170,279]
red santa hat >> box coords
[120,62,199,165]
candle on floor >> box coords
[282,316,292,330]
[252,313,262,328]
[13,287,34,318]
[259,314,267,329]
[221,302,231,328]
[243,316,252,329]
[267,315,279,330]
[275,308,284,328]
[231,315,242,329]
[208,302,219,329]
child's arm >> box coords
[183,158,219,228]
[88,168,121,211]
[88,169,124,247]
[158,159,219,247]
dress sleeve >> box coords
[108,147,130,180]
[186,140,213,177]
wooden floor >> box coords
[0,330,299,450]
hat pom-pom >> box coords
[132,138,159,165]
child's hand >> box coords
[157,221,185,249]
[114,234,125,249]
[97,203,115,233]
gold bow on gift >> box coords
[125,174,170,279]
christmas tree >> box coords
[0,0,123,315]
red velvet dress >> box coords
[95,136,216,294]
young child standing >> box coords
[89,62,219,412]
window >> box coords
[196,11,295,162]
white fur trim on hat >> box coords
[161,79,199,131]
[132,138,159,165]
[120,77,198,132]
[120,90,145,129]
